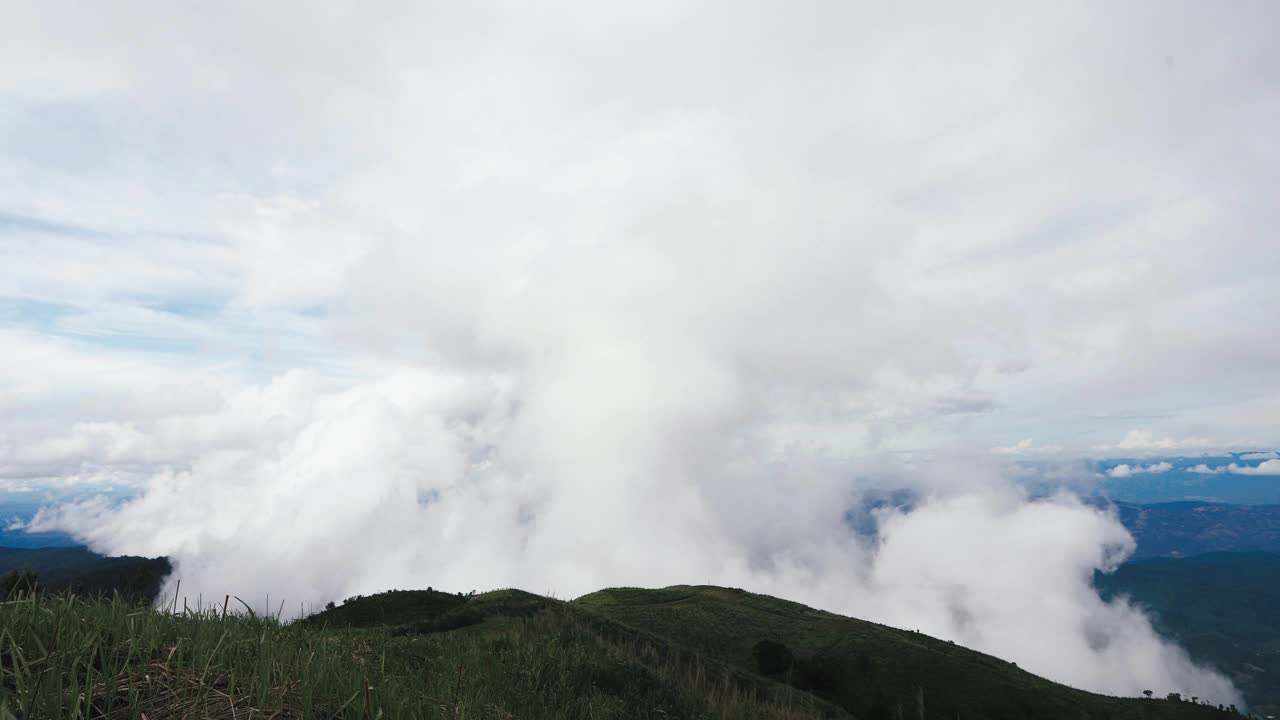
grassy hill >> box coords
[1096,552,1280,717]
[0,588,841,719]
[577,585,1239,720]
[0,583,1244,720]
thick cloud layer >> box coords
[6,0,1277,708]
[30,370,1238,703]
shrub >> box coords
[752,639,794,677]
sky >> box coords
[2,0,1279,706]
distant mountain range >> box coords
[1113,502,1280,558]
[0,545,170,601]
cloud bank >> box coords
[30,372,1239,704]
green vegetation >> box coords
[0,587,840,719]
[0,571,1248,719]
[0,546,170,603]
[578,585,1239,720]
[1096,552,1280,717]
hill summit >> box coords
[0,579,1246,719]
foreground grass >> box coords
[0,590,835,719]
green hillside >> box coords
[0,582,1246,719]
[576,585,1241,720]
[0,587,840,719]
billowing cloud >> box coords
[28,375,1239,704]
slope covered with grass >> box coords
[0,583,1245,719]
[577,585,1240,720]
[0,589,839,719]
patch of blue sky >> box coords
[0,210,107,239]
[0,297,78,327]
[151,300,224,320]
[81,333,202,355]
[0,486,136,511]
[0,297,208,357]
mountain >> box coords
[0,569,1249,718]
[1097,552,1280,718]
[2,531,1275,716]
[576,585,1239,720]
[298,585,1237,720]
[1113,502,1280,558]
[0,545,171,602]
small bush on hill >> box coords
[753,639,794,677]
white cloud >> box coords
[1108,431,1214,452]
[991,438,1065,456]
[1105,461,1172,478]
[26,380,1239,704]
[1185,459,1280,476]
[1240,451,1279,461]
[992,439,1035,455]
[1229,458,1280,476]
[1188,464,1226,475]
[1093,431,1271,456]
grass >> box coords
[0,583,1250,719]
[0,588,838,719]
[577,585,1243,720]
